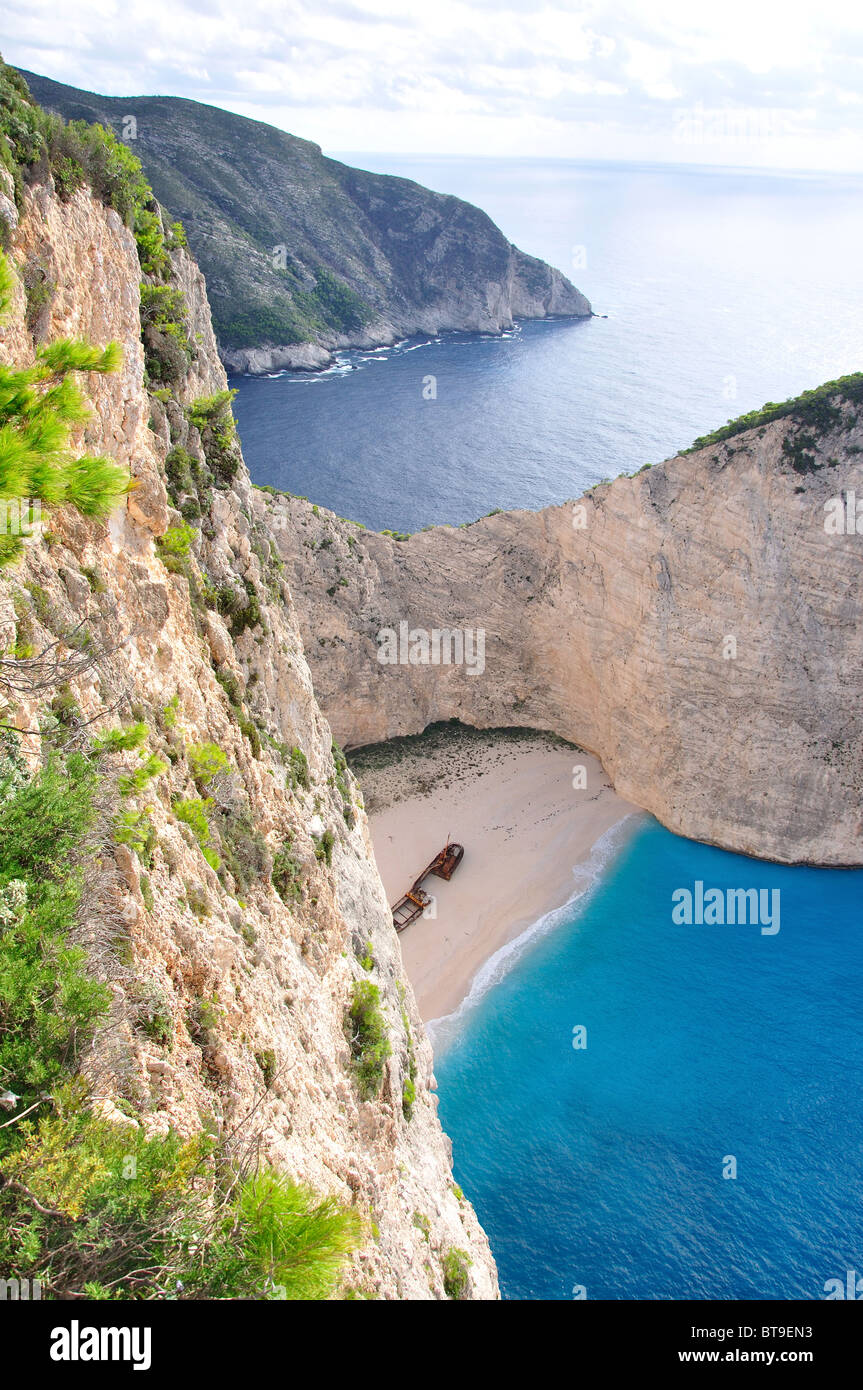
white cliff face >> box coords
[262,412,863,867]
[0,179,498,1299]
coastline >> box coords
[224,311,594,377]
[352,727,636,1024]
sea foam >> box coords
[428,812,642,1052]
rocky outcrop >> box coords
[261,409,863,867]
[19,68,590,372]
[0,179,498,1298]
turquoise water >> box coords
[433,819,863,1301]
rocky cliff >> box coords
[0,167,498,1297]
[261,398,863,867]
[18,68,591,373]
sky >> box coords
[3,0,863,171]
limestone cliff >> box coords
[18,68,591,374]
[261,406,863,867]
[0,171,498,1298]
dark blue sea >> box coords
[231,157,863,532]
[232,158,863,1299]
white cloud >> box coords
[3,0,863,169]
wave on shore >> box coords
[428,812,642,1053]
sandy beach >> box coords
[350,727,634,1022]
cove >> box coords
[434,818,863,1300]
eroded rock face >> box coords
[263,415,863,867]
[0,182,498,1300]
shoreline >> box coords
[224,313,594,378]
[353,727,636,1024]
[426,813,638,1051]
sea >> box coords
[231,156,863,533]
[430,818,863,1301]
[230,157,863,1300]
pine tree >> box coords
[0,248,129,563]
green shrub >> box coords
[442,1247,472,1300]
[0,751,108,1128]
[187,740,229,789]
[173,796,220,871]
[114,807,156,865]
[214,667,243,709]
[313,828,335,867]
[289,746,310,791]
[272,839,304,903]
[50,683,82,727]
[164,444,194,494]
[346,981,391,1100]
[92,721,148,754]
[156,522,197,573]
[215,577,261,636]
[139,872,154,913]
[401,1008,417,1120]
[118,753,167,797]
[79,564,106,593]
[139,283,187,332]
[0,62,170,274]
[238,715,262,758]
[685,372,863,454]
[401,1076,416,1121]
[0,251,127,565]
[166,220,187,250]
[0,1087,361,1299]
[255,1049,276,1089]
[137,989,173,1046]
[184,883,211,921]
[191,992,219,1039]
[22,580,53,629]
[188,390,241,486]
[214,805,270,894]
[195,1170,363,1301]
[164,444,212,522]
[160,693,180,730]
[140,285,193,383]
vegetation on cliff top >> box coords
[0,57,173,276]
[684,371,863,454]
[1,57,198,394]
